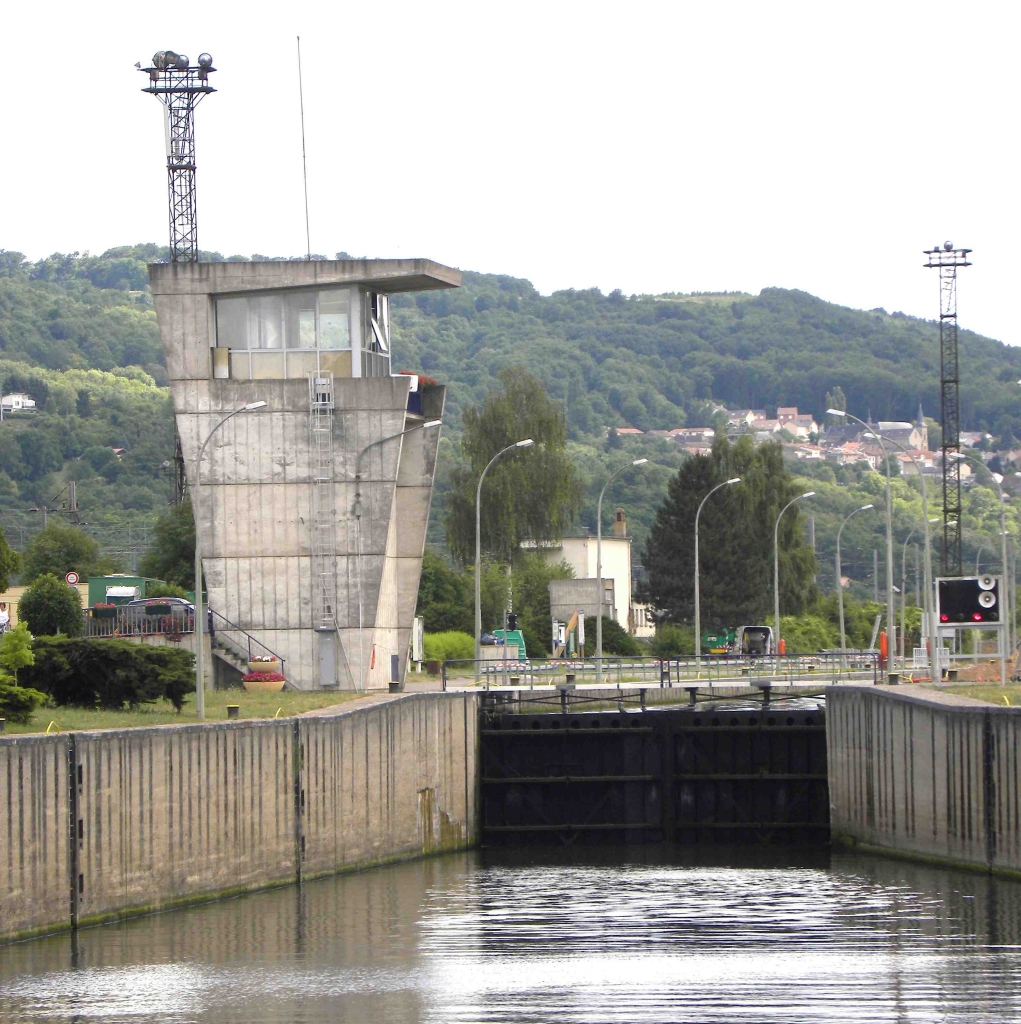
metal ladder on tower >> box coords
[308,371,338,629]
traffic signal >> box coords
[507,612,518,631]
[937,575,1000,625]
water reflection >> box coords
[1,848,1020,1023]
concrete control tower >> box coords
[150,259,461,690]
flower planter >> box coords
[247,658,280,674]
[242,673,286,693]
[92,606,117,619]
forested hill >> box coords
[392,274,1021,444]
[4,244,1021,444]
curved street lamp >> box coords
[829,408,896,664]
[596,458,648,684]
[836,503,874,653]
[774,491,814,656]
[868,430,939,681]
[953,451,1011,684]
[194,400,267,720]
[901,516,942,659]
[474,439,534,677]
[693,477,740,672]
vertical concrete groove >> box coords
[67,735,80,930]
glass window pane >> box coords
[229,351,251,380]
[319,289,351,350]
[286,352,318,378]
[216,297,248,348]
[320,351,352,377]
[252,294,283,349]
[285,293,317,349]
[251,352,285,379]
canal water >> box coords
[2,849,1020,1023]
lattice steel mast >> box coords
[924,241,972,576]
[139,50,217,262]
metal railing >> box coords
[208,608,286,677]
[441,651,880,690]
[84,605,195,639]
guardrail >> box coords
[440,651,881,690]
[83,605,194,639]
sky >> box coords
[3,1,1019,343]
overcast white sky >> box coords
[3,1,1018,342]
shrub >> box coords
[648,623,695,657]
[423,631,475,663]
[597,616,642,656]
[778,614,839,654]
[0,681,47,723]
[144,581,191,600]
[19,637,195,710]
[18,574,83,637]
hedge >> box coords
[19,638,195,710]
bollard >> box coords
[640,688,647,711]
[226,705,239,719]
[947,668,958,682]
[0,718,5,733]
[510,676,521,686]
[565,674,576,685]
[756,682,772,706]
[685,686,698,707]
[887,672,900,686]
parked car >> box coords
[126,597,194,613]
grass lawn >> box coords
[928,683,1021,706]
[2,689,362,735]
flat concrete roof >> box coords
[149,258,462,296]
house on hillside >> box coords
[1,393,36,414]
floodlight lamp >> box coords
[801,491,816,499]
[243,401,267,411]
[163,50,179,68]
[152,51,168,68]
[944,240,953,251]
[726,477,741,485]
[516,438,534,448]
[198,53,213,68]
[175,54,189,70]
[423,420,442,429]
[632,458,649,466]
[826,408,846,417]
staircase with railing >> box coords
[208,608,286,678]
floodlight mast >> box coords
[924,241,972,576]
[140,51,217,263]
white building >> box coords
[529,508,642,635]
[1,393,36,413]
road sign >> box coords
[65,571,80,586]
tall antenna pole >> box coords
[924,241,972,576]
[140,50,217,262]
[297,37,312,261]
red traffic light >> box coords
[941,613,949,622]
[973,613,983,621]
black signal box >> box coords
[937,576,1000,626]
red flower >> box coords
[241,671,286,682]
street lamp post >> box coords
[859,429,940,683]
[829,409,897,669]
[194,400,267,720]
[953,452,1010,685]
[693,477,741,673]
[474,439,534,678]
[901,518,939,660]
[352,419,442,690]
[837,504,875,654]
[774,491,814,658]
[596,458,648,684]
